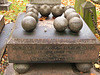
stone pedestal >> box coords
[30,0,61,5]
[0,23,14,61]
[0,2,11,11]
[0,0,8,4]
[0,15,4,33]
[27,0,61,9]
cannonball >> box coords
[13,64,30,74]
[25,12,38,22]
[21,16,36,32]
[27,4,38,10]
[64,5,75,12]
[76,63,92,73]
[39,4,51,17]
[52,5,64,17]
[67,12,80,21]
[27,8,38,16]
[69,17,83,32]
[64,8,76,18]
[53,17,68,31]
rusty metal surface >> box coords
[0,23,14,61]
[7,13,100,63]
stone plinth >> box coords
[30,0,61,5]
[7,13,100,64]
[0,15,5,33]
[0,2,12,11]
[0,0,8,4]
[0,23,14,61]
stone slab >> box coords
[0,15,5,33]
[0,23,14,61]
[4,63,92,75]
[7,13,100,63]
[0,2,12,11]
[0,0,8,4]
[30,0,61,5]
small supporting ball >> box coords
[67,12,80,21]
[52,5,64,17]
[25,12,38,22]
[64,8,76,18]
[13,63,30,74]
[39,4,51,17]
[53,17,68,31]
[76,63,92,73]
[69,17,83,32]
[21,16,36,32]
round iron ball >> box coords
[53,17,68,31]
[13,64,30,74]
[76,63,92,73]
[64,8,76,18]
[69,17,83,32]
[39,4,51,17]
[27,4,38,10]
[52,5,64,17]
[27,8,38,16]
[64,5,75,12]
[21,16,36,32]
[25,12,38,22]
[67,12,80,21]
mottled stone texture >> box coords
[0,0,8,4]
[0,15,5,33]
[30,0,61,5]
[0,2,11,11]
[80,1,97,34]
[74,0,86,13]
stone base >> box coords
[0,2,12,11]
[0,23,14,61]
[4,63,96,75]
[0,15,5,33]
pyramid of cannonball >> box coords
[52,5,64,17]
[21,16,36,32]
[69,17,83,32]
[25,12,38,22]
[39,4,51,17]
[27,8,38,16]
[64,5,75,12]
[27,4,38,10]
[67,12,80,21]
[64,8,76,18]
[53,17,68,32]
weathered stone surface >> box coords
[0,2,11,11]
[74,0,86,13]
[13,64,30,74]
[4,63,92,75]
[0,0,7,4]
[7,13,100,63]
[30,0,61,5]
[0,15,5,33]
[0,23,14,61]
[76,63,92,73]
[80,1,97,34]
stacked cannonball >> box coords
[21,4,38,32]
[53,6,83,33]
[21,5,83,33]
